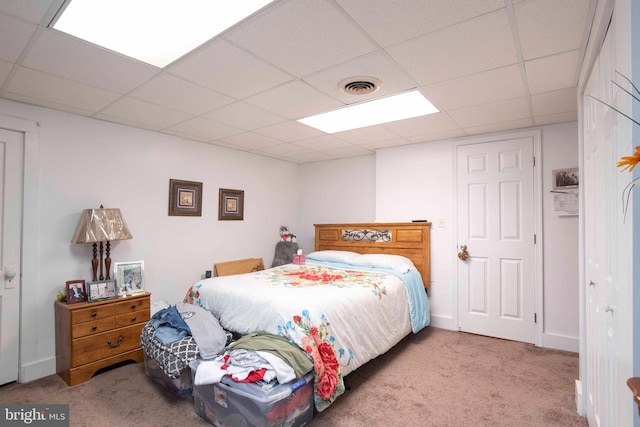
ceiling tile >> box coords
[202,101,285,131]
[0,60,12,86]
[534,111,578,126]
[0,13,36,63]
[358,138,412,150]
[2,92,95,117]
[254,120,324,142]
[166,117,244,142]
[288,151,336,163]
[383,112,461,137]
[323,145,374,158]
[515,0,591,60]
[169,39,293,99]
[256,142,313,158]
[5,67,120,112]
[337,0,505,47]
[387,10,517,86]
[422,65,526,111]
[407,129,466,143]
[448,96,531,128]
[98,97,192,129]
[227,0,376,77]
[462,118,535,135]
[525,50,580,94]
[531,87,578,116]
[294,135,353,151]
[303,51,417,103]
[335,124,401,144]
[22,30,159,93]
[0,0,56,24]
[244,80,342,120]
[130,74,234,115]
[220,132,282,151]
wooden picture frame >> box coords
[218,188,244,221]
[66,280,87,304]
[114,261,145,295]
[169,179,202,216]
[86,280,118,302]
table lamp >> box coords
[72,205,133,281]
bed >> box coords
[183,222,431,412]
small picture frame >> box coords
[169,179,203,216]
[86,280,118,302]
[66,280,87,304]
[552,168,579,190]
[114,261,145,295]
[218,188,244,221]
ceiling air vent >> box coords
[339,77,381,95]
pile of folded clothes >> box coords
[140,302,232,398]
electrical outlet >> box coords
[437,218,445,228]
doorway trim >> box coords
[452,128,543,347]
[0,114,41,382]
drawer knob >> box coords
[92,325,97,331]
[91,311,97,317]
[131,316,136,322]
[107,336,123,348]
[130,304,137,309]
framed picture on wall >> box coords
[169,179,202,216]
[218,188,244,221]
[552,168,579,190]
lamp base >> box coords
[91,243,99,282]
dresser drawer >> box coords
[71,323,144,367]
[114,297,150,315]
[72,317,116,338]
[71,305,115,324]
[115,309,150,327]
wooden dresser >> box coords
[55,292,151,386]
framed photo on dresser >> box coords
[66,280,87,304]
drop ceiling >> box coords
[0,0,595,164]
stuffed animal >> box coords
[279,225,297,243]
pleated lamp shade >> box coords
[72,208,132,243]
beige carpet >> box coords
[0,327,587,426]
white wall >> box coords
[0,98,300,380]
[296,155,376,253]
[540,123,580,348]
[299,122,580,352]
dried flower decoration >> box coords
[617,146,640,172]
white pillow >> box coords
[350,254,416,273]
[306,250,360,263]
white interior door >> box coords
[456,137,536,343]
[0,128,23,385]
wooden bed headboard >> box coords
[314,222,431,289]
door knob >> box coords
[4,269,17,280]
[605,304,614,313]
[457,245,469,261]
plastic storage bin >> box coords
[191,360,314,427]
[144,353,194,401]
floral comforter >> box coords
[183,261,429,412]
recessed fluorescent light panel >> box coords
[50,0,275,68]
[297,90,439,133]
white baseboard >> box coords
[542,332,579,352]
[429,314,454,331]
[19,357,56,383]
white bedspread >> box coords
[183,261,429,411]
